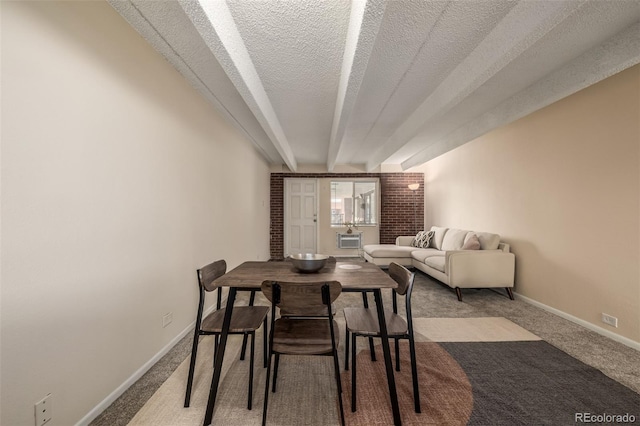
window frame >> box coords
[329,178,380,227]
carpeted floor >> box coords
[90,268,640,425]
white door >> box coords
[285,179,317,256]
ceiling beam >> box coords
[401,22,640,169]
[365,0,587,171]
[108,0,278,164]
[178,0,298,171]
[327,0,387,171]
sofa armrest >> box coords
[445,250,515,288]
[396,236,415,247]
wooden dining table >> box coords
[202,260,403,426]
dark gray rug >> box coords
[440,341,640,425]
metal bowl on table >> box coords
[289,253,329,273]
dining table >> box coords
[202,259,403,426]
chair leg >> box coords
[368,337,377,362]
[213,335,219,364]
[455,287,463,301]
[332,347,346,426]
[184,330,201,407]
[263,317,268,368]
[408,336,421,413]
[262,350,273,426]
[344,329,350,371]
[241,290,258,361]
[361,292,376,362]
[240,335,249,361]
[506,287,514,300]
[248,333,255,410]
[272,353,280,393]
[395,338,400,371]
[351,332,357,412]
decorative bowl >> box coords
[289,253,329,273]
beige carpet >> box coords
[413,317,541,342]
[128,317,539,425]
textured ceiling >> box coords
[109,0,640,172]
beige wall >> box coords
[1,2,270,425]
[415,65,639,343]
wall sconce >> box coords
[408,183,420,233]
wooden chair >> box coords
[343,262,421,413]
[279,256,337,318]
[261,280,345,426]
[184,260,269,410]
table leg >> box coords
[203,287,237,426]
[373,289,402,425]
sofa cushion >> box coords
[462,233,481,250]
[476,232,501,250]
[363,244,415,258]
[429,226,449,249]
[441,228,469,251]
[411,249,444,263]
[424,255,445,273]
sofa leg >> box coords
[455,288,462,302]
[506,288,514,300]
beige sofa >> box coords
[363,226,515,301]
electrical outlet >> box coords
[35,394,52,426]
[162,312,173,328]
[601,313,618,328]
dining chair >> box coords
[279,256,337,318]
[344,290,377,366]
[184,259,269,410]
[343,262,421,413]
[261,280,345,426]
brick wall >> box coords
[270,173,423,259]
[379,173,424,244]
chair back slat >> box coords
[198,259,227,292]
[261,280,341,316]
[389,262,414,296]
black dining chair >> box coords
[184,259,269,410]
[261,280,345,426]
[343,262,421,413]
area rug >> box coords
[343,341,640,425]
[127,317,640,425]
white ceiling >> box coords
[108,0,640,172]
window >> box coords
[330,180,377,226]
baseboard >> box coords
[515,292,640,351]
[75,304,216,426]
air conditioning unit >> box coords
[337,233,362,249]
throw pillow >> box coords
[461,233,481,250]
[423,230,435,248]
[411,231,427,248]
